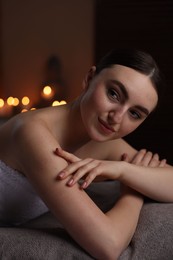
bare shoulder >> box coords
[11,113,61,173]
[0,107,63,173]
[76,138,137,161]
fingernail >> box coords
[55,147,61,154]
[55,147,63,154]
[67,178,74,186]
[58,171,65,178]
[81,181,87,189]
[121,153,127,161]
[54,148,59,155]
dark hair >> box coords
[96,48,165,108]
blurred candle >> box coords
[0,98,4,108]
[59,100,67,105]
[42,86,54,99]
[21,108,28,113]
[52,100,67,106]
[13,97,19,106]
[7,96,14,106]
[0,98,13,117]
[52,100,60,106]
[21,96,30,106]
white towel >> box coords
[0,160,49,226]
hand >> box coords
[55,148,122,189]
[121,149,167,167]
[54,147,81,163]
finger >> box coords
[67,160,100,187]
[159,159,167,167]
[142,151,153,167]
[81,166,100,189]
[148,153,160,167]
[131,149,146,165]
[121,153,129,162]
[55,147,80,163]
[81,173,96,189]
[57,158,93,180]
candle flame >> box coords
[22,96,30,106]
[7,96,14,106]
[43,86,52,96]
[0,99,4,108]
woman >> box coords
[0,48,172,259]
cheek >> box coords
[120,119,144,136]
[88,91,105,113]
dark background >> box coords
[95,0,173,164]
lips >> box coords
[98,118,115,134]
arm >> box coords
[13,121,143,260]
[56,148,173,202]
[120,161,173,202]
[107,139,173,202]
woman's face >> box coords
[80,65,158,142]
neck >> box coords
[63,98,90,152]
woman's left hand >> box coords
[121,149,167,167]
[54,148,122,189]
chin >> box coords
[89,131,117,142]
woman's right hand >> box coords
[54,147,81,164]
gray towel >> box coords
[0,160,49,226]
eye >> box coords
[107,88,119,101]
[129,110,142,119]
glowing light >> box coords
[7,96,14,105]
[13,98,19,106]
[43,86,52,96]
[0,99,4,108]
[30,107,36,111]
[52,100,67,106]
[21,108,28,113]
[22,96,30,106]
[52,100,60,106]
[59,100,67,105]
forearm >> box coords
[37,179,141,260]
[55,182,143,260]
[106,187,143,257]
[120,162,173,202]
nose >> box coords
[108,107,126,125]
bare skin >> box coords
[0,65,172,259]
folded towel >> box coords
[0,160,49,226]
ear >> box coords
[82,66,96,90]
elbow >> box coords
[96,248,121,260]
[92,240,123,260]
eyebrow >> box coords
[110,79,129,100]
[134,105,150,116]
[110,79,150,116]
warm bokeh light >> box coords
[0,88,66,118]
[21,108,28,113]
[59,100,67,105]
[52,100,67,106]
[0,99,5,108]
[42,85,55,99]
[43,86,52,96]
[22,96,30,106]
[52,100,60,106]
[13,97,20,106]
[7,96,14,106]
